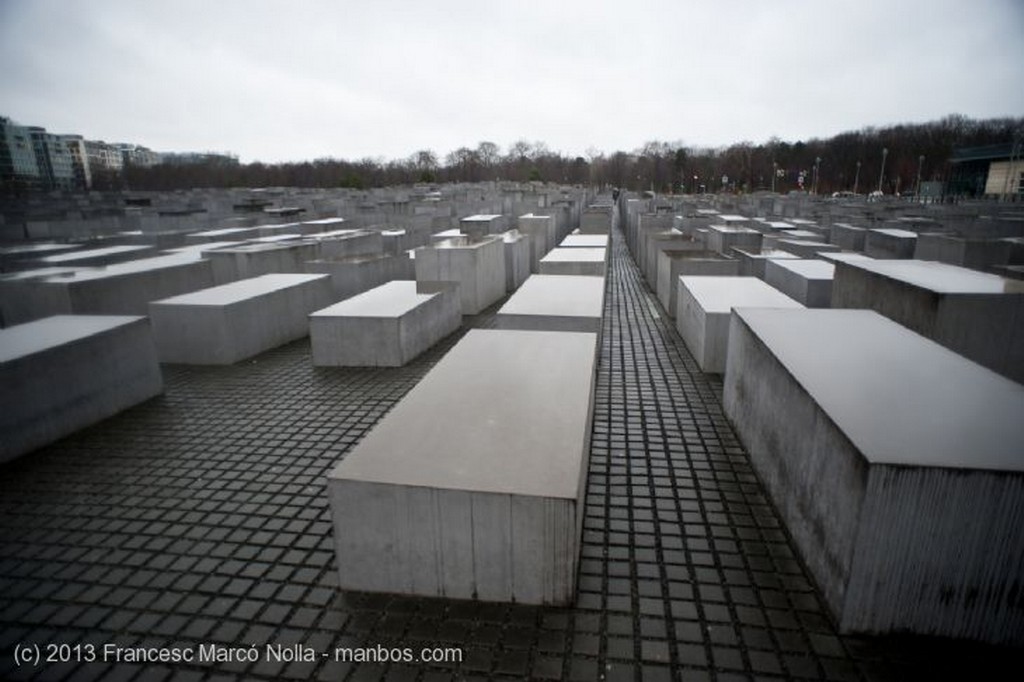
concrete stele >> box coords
[723,307,1024,644]
[309,281,461,367]
[0,315,164,463]
[675,276,803,373]
[831,258,1024,382]
[538,247,607,277]
[495,274,605,334]
[764,258,835,308]
[327,328,598,604]
[149,273,333,364]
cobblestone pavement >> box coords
[0,229,1015,681]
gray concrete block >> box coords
[764,259,835,308]
[305,254,411,300]
[516,214,557,273]
[460,214,507,240]
[831,259,1024,383]
[0,243,82,271]
[205,241,320,284]
[580,206,612,233]
[732,248,800,279]
[502,231,531,293]
[560,234,608,249]
[829,223,867,251]
[913,233,1012,272]
[773,239,841,259]
[656,250,739,318]
[495,274,605,334]
[256,222,309,238]
[185,226,263,243]
[723,307,1024,645]
[642,231,705,289]
[327,328,597,604]
[865,228,918,259]
[538,248,606,277]
[149,273,333,364]
[0,255,215,325]
[0,315,163,462]
[309,281,460,367]
[778,228,824,241]
[706,225,763,257]
[675,276,803,373]
[26,245,155,269]
[381,229,419,255]
[430,228,463,243]
[312,229,383,260]
[414,237,506,315]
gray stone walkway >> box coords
[0,228,1014,680]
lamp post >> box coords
[915,155,925,198]
[853,161,861,194]
[772,162,777,193]
[877,147,888,194]
[813,157,821,195]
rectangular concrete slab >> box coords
[865,228,918,259]
[830,223,867,251]
[414,237,506,315]
[538,247,607,276]
[460,214,506,240]
[732,248,800,279]
[34,244,154,267]
[560,234,609,249]
[656,250,739,318]
[516,214,557,272]
[764,258,835,308]
[495,274,605,333]
[203,241,320,284]
[0,315,163,462]
[774,239,840,259]
[831,259,1024,383]
[502,231,531,293]
[819,252,875,265]
[328,328,597,604]
[778,229,821,240]
[0,255,216,325]
[723,308,1024,644]
[706,225,763,257]
[309,281,460,367]
[149,273,333,364]
[305,253,410,300]
[313,229,383,260]
[676,276,803,373]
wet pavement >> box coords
[0,228,1016,680]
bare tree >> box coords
[476,141,500,168]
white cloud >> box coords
[1,0,1021,163]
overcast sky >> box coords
[2,0,1022,164]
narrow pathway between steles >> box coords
[572,226,864,681]
[573,224,1013,682]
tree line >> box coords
[112,114,1022,196]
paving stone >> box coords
[0,223,996,681]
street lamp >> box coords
[813,157,821,195]
[772,162,777,193]
[853,161,861,194]
[877,147,888,194]
[915,155,925,198]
